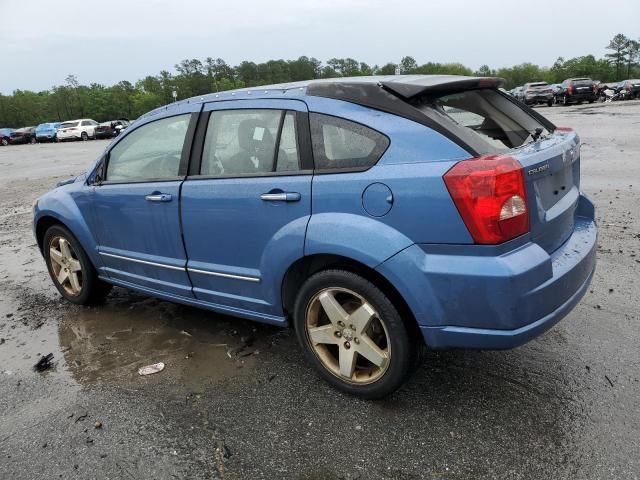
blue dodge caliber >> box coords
[33,76,597,398]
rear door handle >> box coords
[260,192,301,202]
[145,193,172,202]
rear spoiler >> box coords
[379,76,505,99]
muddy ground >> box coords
[1,101,639,479]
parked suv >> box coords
[33,76,597,398]
[56,119,98,141]
[556,78,597,105]
[35,122,61,142]
[95,119,130,139]
[522,82,554,106]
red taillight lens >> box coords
[567,84,574,94]
[444,155,529,244]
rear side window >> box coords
[310,113,389,171]
[415,89,548,152]
[200,109,300,176]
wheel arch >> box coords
[281,253,423,344]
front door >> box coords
[91,111,197,298]
[180,100,313,321]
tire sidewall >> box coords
[293,269,415,399]
[43,225,97,304]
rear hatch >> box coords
[411,87,579,253]
[571,78,593,94]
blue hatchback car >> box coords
[33,76,597,398]
[35,122,61,143]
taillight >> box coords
[567,84,574,94]
[555,126,573,132]
[444,155,529,244]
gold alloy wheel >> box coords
[305,287,391,385]
[49,236,83,295]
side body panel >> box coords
[304,97,474,265]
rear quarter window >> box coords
[310,113,389,171]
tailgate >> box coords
[511,130,580,253]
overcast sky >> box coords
[1,0,638,93]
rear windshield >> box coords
[414,89,548,152]
[528,82,548,87]
[572,78,592,86]
[61,122,79,128]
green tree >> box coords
[605,33,630,80]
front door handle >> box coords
[145,193,172,202]
[260,192,301,202]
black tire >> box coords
[562,95,569,106]
[81,131,88,141]
[1,138,7,146]
[30,136,37,144]
[43,224,111,305]
[547,99,553,107]
[293,269,418,399]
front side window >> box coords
[106,114,190,182]
[310,113,389,170]
[200,109,300,176]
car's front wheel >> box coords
[1,138,7,146]
[30,136,37,144]
[294,269,418,399]
[43,225,111,305]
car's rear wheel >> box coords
[30,136,37,144]
[562,95,569,105]
[1,138,7,146]
[294,269,417,399]
[547,99,553,107]
[81,131,88,141]
[43,225,111,305]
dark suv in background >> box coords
[555,78,597,105]
[522,82,554,106]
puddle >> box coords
[1,286,282,389]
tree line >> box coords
[0,33,638,128]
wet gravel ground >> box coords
[1,102,639,479]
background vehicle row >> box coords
[0,118,131,145]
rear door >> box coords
[91,110,198,297]
[180,99,313,319]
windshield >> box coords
[415,89,548,152]
[61,122,79,128]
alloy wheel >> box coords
[48,236,83,295]
[305,287,390,385]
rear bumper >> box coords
[376,193,597,350]
[525,94,553,104]
[419,265,594,349]
[36,134,56,141]
[566,92,596,102]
